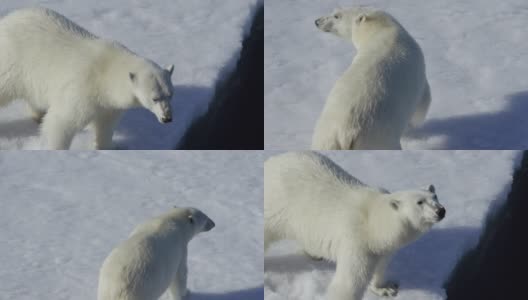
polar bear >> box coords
[311,7,431,150]
[0,7,175,149]
[264,152,445,300]
[97,207,215,300]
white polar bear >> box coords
[311,7,431,150]
[97,207,215,300]
[0,7,175,149]
[264,152,445,300]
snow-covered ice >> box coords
[264,150,520,300]
[264,0,528,150]
[0,151,264,300]
[0,0,261,149]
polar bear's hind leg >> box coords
[409,81,431,128]
[28,104,46,123]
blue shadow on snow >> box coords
[408,90,528,149]
[189,286,263,300]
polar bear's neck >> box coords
[131,217,193,244]
[354,26,415,64]
[90,41,144,109]
[364,198,422,255]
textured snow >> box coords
[0,151,264,299]
[264,0,528,150]
[0,0,261,149]
[264,150,520,300]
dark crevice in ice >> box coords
[445,151,527,299]
[177,4,263,149]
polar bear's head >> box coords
[129,62,174,123]
[389,184,446,232]
[170,207,215,236]
[315,7,400,49]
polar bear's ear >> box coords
[355,14,369,25]
[166,64,174,76]
[129,72,136,83]
[390,199,400,210]
[426,184,435,193]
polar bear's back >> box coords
[0,7,95,42]
[265,152,368,217]
[265,152,380,257]
[0,7,102,65]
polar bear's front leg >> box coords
[93,110,122,150]
[327,251,376,300]
[369,255,399,297]
[169,249,189,300]
[41,108,84,150]
[27,104,46,124]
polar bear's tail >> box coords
[409,80,431,128]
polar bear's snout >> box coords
[315,17,332,32]
[204,218,215,232]
[436,206,446,221]
[153,100,173,123]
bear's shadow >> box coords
[188,286,263,300]
[407,90,528,149]
[0,118,39,139]
[115,84,210,149]
[265,226,478,298]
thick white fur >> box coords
[0,7,174,149]
[264,152,445,300]
[97,207,215,300]
[312,7,431,150]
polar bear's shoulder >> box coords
[128,217,165,237]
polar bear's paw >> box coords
[370,281,399,297]
[301,250,324,261]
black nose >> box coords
[437,207,446,220]
[161,116,172,123]
[204,219,215,231]
[315,18,321,26]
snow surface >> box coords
[0,0,261,149]
[264,0,528,150]
[264,150,520,300]
[0,151,264,300]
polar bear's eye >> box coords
[417,200,425,205]
[334,13,341,19]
